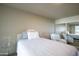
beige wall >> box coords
[0,5,9,55]
[0,5,54,55]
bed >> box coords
[17,38,78,56]
[17,30,78,56]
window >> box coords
[75,25,79,34]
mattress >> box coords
[17,38,78,56]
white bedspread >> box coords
[17,38,78,56]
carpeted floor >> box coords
[68,39,79,46]
[68,39,79,56]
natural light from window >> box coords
[75,25,79,34]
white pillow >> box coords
[51,34,61,40]
[22,32,28,39]
[27,32,40,40]
[17,32,28,39]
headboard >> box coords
[17,29,50,39]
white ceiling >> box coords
[3,3,79,19]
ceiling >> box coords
[3,3,79,19]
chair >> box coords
[62,34,74,43]
[51,34,67,43]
